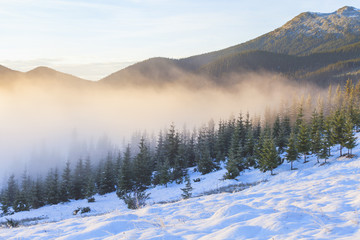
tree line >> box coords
[1,80,360,214]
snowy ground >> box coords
[2,137,360,239]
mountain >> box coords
[0,66,92,88]
[183,6,360,68]
[201,41,360,86]
[100,6,360,87]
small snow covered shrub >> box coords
[81,207,91,214]
[5,218,19,228]
[193,178,201,183]
[121,190,150,209]
[87,197,95,203]
[73,208,81,215]
[73,207,91,215]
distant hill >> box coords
[0,66,92,89]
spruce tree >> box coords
[196,127,216,174]
[72,158,86,200]
[31,177,45,209]
[181,174,193,199]
[286,131,299,170]
[258,137,280,175]
[99,153,116,195]
[310,110,322,163]
[297,121,311,163]
[133,137,153,190]
[84,157,95,198]
[60,161,72,202]
[117,146,133,195]
[344,115,357,155]
[45,168,60,205]
[331,110,347,156]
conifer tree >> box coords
[84,157,95,198]
[133,137,153,190]
[181,174,193,199]
[310,110,322,163]
[117,146,133,195]
[286,131,299,170]
[196,128,216,174]
[60,161,72,202]
[331,110,347,156]
[99,153,116,195]
[258,136,280,175]
[45,168,60,205]
[72,158,86,200]
[297,121,311,163]
[31,177,45,209]
[344,115,357,155]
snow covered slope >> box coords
[2,136,360,239]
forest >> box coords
[1,79,359,213]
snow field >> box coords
[2,137,360,239]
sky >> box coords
[1,0,360,80]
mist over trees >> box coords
[1,80,360,213]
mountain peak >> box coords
[27,66,58,75]
[336,6,359,16]
[278,6,360,39]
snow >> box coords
[2,135,360,239]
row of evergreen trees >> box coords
[1,80,360,214]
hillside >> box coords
[0,66,92,88]
[183,6,360,68]
[100,6,360,87]
[201,41,360,86]
[1,136,360,239]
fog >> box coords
[0,71,323,181]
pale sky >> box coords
[1,0,359,80]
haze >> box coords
[0,72,323,181]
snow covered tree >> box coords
[181,174,193,199]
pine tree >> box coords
[258,136,280,175]
[99,153,116,195]
[84,157,95,198]
[13,170,31,212]
[133,137,153,190]
[297,122,311,163]
[286,131,299,170]
[244,128,256,167]
[60,161,72,202]
[117,146,133,195]
[31,177,45,209]
[72,158,86,200]
[344,115,357,155]
[196,127,216,175]
[225,142,245,179]
[181,174,193,199]
[331,110,347,156]
[310,110,322,163]
[45,168,60,205]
